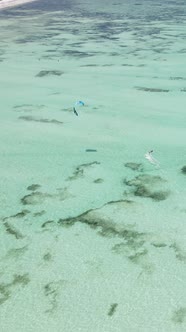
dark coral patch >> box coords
[36,70,64,77]
[0,273,30,305]
[108,303,118,317]
[19,116,63,125]
[27,184,41,191]
[4,222,24,239]
[43,253,52,261]
[41,220,54,228]
[125,174,166,187]
[170,243,186,262]
[94,178,104,183]
[134,185,169,201]
[181,166,186,174]
[13,210,30,218]
[124,162,143,171]
[67,161,100,180]
[135,86,169,92]
[33,210,46,217]
[172,307,186,324]
[124,174,169,201]
[21,192,51,205]
[86,149,97,152]
[58,200,143,240]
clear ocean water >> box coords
[0,0,186,331]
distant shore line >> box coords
[0,0,38,10]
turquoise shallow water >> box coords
[0,0,186,331]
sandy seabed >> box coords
[0,0,186,331]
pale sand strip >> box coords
[0,0,38,10]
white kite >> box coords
[145,150,160,166]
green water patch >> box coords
[36,70,64,77]
[108,303,118,317]
[19,116,63,125]
[172,307,186,324]
[0,273,30,306]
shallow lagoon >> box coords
[0,0,186,331]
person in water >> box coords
[145,150,159,165]
[73,107,78,116]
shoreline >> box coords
[0,0,38,10]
